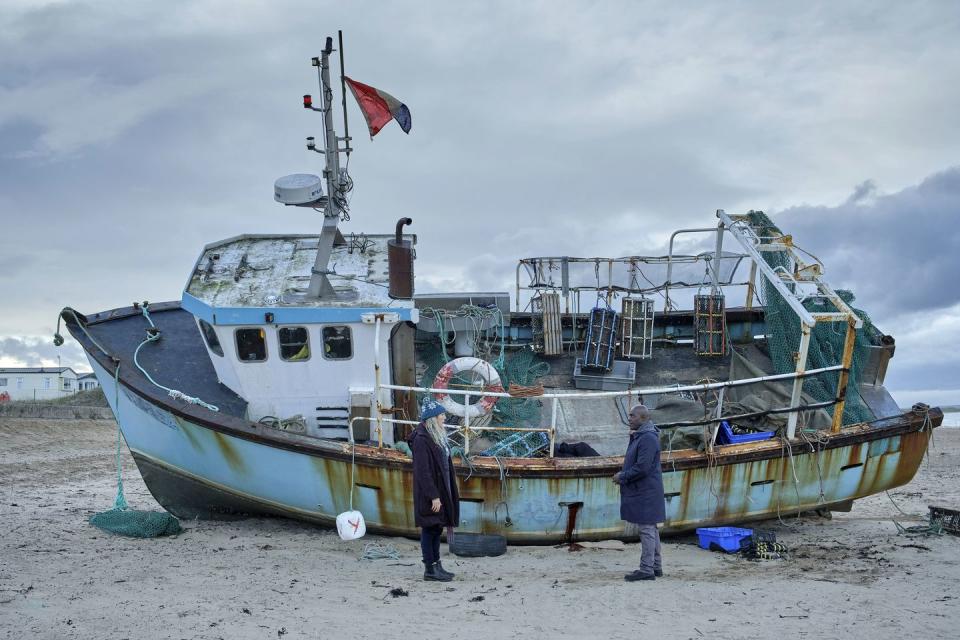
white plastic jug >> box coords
[336,510,366,541]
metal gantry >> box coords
[717,210,862,437]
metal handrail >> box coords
[376,364,845,457]
[515,251,749,313]
[665,227,723,311]
[348,415,418,447]
[379,364,843,400]
[348,415,553,456]
[659,398,840,429]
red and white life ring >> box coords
[432,357,504,419]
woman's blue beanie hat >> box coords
[420,397,446,421]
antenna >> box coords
[275,34,354,300]
[305,37,343,299]
[338,30,351,158]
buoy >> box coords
[336,510,366,541]
[432,357,504,419]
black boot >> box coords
[436,560,455,579]
[423,561,452,582]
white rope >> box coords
[133,304,220,413]
[360,542,400,560]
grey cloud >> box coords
[0,250,35,277]
[0,335,88,371]
[846,180,878,206]
[885,360,960,396]
[770,167,960,320]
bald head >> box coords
[628,404,651,430]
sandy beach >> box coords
[1,417,958,640]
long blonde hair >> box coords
[424,415,450,456]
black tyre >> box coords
[449,532,507,558]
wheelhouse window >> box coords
[62,379,72,390]
[235,328,267,362]
[198,319,224,357]
[322,326,352,360]
[278,327,310,361]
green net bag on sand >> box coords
[88,425,183,538]
[89,365,182,538]
[90,507,182,538]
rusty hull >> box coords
[65,303,943,544]
[124,405,940,544]
[333,411,939,542]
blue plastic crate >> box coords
[696,526,753,552]
[716,421,775,445]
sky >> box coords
[1,0,958,407]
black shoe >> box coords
[436,560,455,579]
[624,570,656,582]
[654,569,663,577]
[423,562,452,582]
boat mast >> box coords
[307,36,349,299]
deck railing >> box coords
[375,364,845,457]
[349,414,555,457]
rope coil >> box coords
[507,383,544,397]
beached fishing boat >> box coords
[62,36,942,543]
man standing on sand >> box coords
[614,404,666,582]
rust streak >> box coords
[212,431,246,474]
[563,502,584,546]
[176,417,205,453]
[847,443,863,466]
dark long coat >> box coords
[410,425,460,528]
[619,421,666,525]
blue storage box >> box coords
[716,421,775,445]
[696,526,753,552]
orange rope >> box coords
[508,383,544,397]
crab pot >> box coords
[582,306,619,371]
[694,294,726,356]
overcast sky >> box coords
[1,1,958,406]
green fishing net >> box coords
[89,507,182,538]
[746,211,877,426]
[417,340,550,429]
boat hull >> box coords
[87,356,939,543]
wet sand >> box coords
[2,418,958,639]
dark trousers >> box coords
[420,524,442,564]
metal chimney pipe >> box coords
[388,218,414,299]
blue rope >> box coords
[112,364,128,511]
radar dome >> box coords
[274,174,323,205]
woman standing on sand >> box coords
[409,398,460,582]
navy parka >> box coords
[619,421,666,525]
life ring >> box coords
[432,357,504,419]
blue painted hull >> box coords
[88,355,938,543]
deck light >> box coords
[303,94,312,109]
[306,137,316,150]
